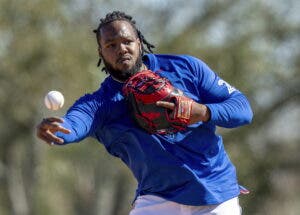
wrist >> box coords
[190,102,211,124]
[201,104,211,122]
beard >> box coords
[102,54,143,82]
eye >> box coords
[123,39,133,45]
[106,43,116,49]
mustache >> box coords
[117,55,132,63]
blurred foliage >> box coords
[0,0,299,215]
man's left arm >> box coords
[195,61,253,128]
[156,56,253,128]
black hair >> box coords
[93,11,155,70]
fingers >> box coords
[37,129,65,145]
[43,117,64,123]
[50,124,71,134]
[36,117,71,145]
[38,131,64,145]
[45,130,65,144]
[39,118,71,133]
[156,101,175,110]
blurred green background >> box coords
[0,0,299,214]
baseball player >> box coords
[36,11,253,215]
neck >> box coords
[111,63,148,83]
[140,63,148,71]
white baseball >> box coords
[44,90,65,110]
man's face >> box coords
[98,20,142,82]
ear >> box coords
[137,38,142,53]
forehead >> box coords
[99,20,137,42]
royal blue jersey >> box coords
[56,54,253,205]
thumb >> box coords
[156,101,175,110]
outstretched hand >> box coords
[36,117,71,145]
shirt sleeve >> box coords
[55,92,104,144]
[189,56,253,128]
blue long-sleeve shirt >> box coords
[56,54,253,205]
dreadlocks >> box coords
[93,11,155,70]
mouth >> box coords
[117,56,132,64]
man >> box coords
[36,11,253,215]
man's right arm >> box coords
[36,92,103,145]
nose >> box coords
[118,43,128,55]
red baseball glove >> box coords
[122,70,194,134]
